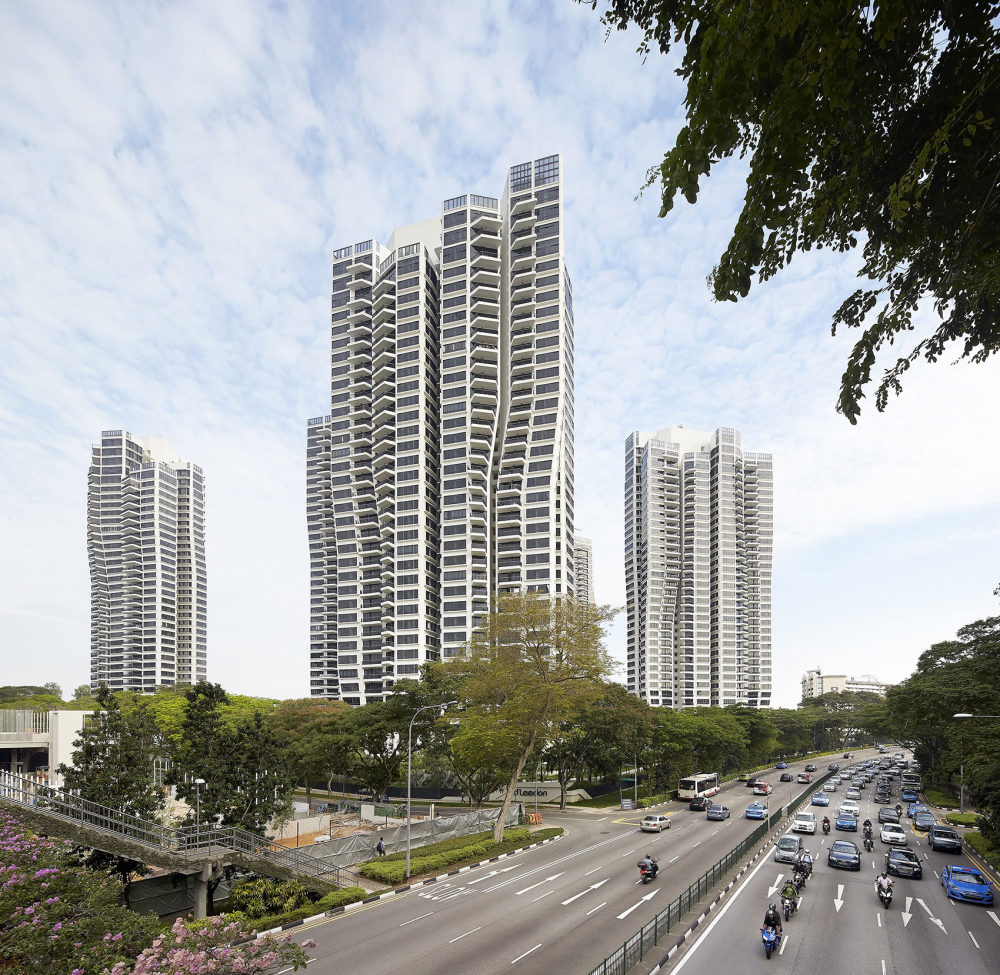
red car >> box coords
[753,781,773,796]
[797,772,813,784]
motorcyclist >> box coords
[862,818,873,832]
[822,816,830,834]
[797,849,813,880]
[639,853,658,879]
[875,870,893,898]
[895,803,903,818]
[780,879,799,914]
[762,902,783,938]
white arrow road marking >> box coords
[468,865,520,884]
[988,910,1000,928]
[768,874,783,897]
[902,896,913,927]
[511,944,542,965]
[617,889,659,919]
[515,872,564,896]
[915,898,947,934]
[450,927,481,944]
[399,911,434,927]
[834,884,844,913]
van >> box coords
[774,833,803,863]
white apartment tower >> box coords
[88,431,206,692]
[574,536,595,604]
[624,427,772,709]
[307,154,575,705]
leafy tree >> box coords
[56,683,166,886]
[449,592,618,841]
[0,808,160,975]
[336,696,411,799]
[42,681,62,697]
[576,683,657,791]
[269,697,352,801]
[599,0,1000,422]
[73,683,93,700]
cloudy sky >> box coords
[2,1,998,708]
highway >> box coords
[292,759,831,975]
[656,760,1000,974]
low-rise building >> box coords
[801,669,887,699]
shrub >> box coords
[964,832,1000,871]
[945,812,982,827]
[228,877,312,919]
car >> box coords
[780,772,794,782]
[828,839,861,870]
[753,782,773,796]
[846,789,861,800]
[840,799,860,817]
[840,771,852,780]
[880,823,908,846]
[828,763,840,772]
[844,752,853,759]
[851,778,864,788]
[796,772,812,784]
[792,811,817,834]
[706,804,730,821]
[776,762,789,769]
[878,808,900,825]
[641,814,671,832]
[836,812,858,831]
[941,864,995,904]
[886,848,923,879]
[913,811,936,832]
[874,792,891,804]
[804,764,817,773]
[774,833,803,863]
[746,777,764,789]
[811,792,829,807]
[901,788,919,802]
[689,795,712,811]
[824,780,838,792]
[907,802,928,819]
[745,801,768,820]
[927,824,962,852]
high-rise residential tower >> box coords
[573,536,595,604]
[624,426,772,709]
[88,431,206,692]
[307,154,575,705]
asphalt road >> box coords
[291,759,835,975]
[657,762,1000,974]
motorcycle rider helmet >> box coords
[769,903,776,911]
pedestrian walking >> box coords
[375,836,386,857]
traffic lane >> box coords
[665,830,991,975]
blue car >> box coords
[776,762,789,769]
[745,801,767,819]
[941,865,994,905]
[811,793,829,807]
[901,788,919,802]
[827,840,861,871]
[908,802,928,819]
[835,812,858,831]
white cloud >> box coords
[1,0,997,708]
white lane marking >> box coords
[711,829,719,835]
[562,879,609,905]
[468,865,521,885]
[531,890,554,903]
[515,872,564,896]
[988,910,1000,928]
[881,961,887,975]
[692,841,702,848]
[877,912,882,927]
[671,839,781,973]
[586,901,606,916]
[621,848,638,858]
[511,944,542,964]
[617,889,659,919]
[450,926,481,943]
[779,933,789,956]
[970,931,980,949]
[399,911,434,927]
[596,817,609,823]
[584,866,602,877]
[668,856,679,864]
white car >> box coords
[840,799,860,817]
[792,811,817,834]
[880,823,908,846]
[824,780,839,792]
[640,814,671,832]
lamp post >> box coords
[194,778,206,849]
[952,714,1000,814]
[407,701,458,881]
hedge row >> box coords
[216,886,370,933]
[945,812,981,827]
[359,827,563,885]
[964,832,1000,873]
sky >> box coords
[1,0,998,709]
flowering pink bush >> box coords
[102,915,315,974]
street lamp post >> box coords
[194,778,206,849]
[407,701,458,882]
[952,714,1000,815]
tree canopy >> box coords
[600,0,1000,422]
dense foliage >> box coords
[600,0,1000,422]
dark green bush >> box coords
[239,887,368,932]
[228,877,312,919]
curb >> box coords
[254,832,565,937]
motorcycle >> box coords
[782,895,797,921]
[762,924,781,959]
[863,833,874,852]
[792,867,806,890]
[638,859,658,884]
[822,819,830,836]
[876,881,893,909]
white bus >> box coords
[677,772,721,800]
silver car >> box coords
[774,834,803,863]
[640,814,671,832]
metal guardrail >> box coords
[587,769,836,975]
[0,772,346,886]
